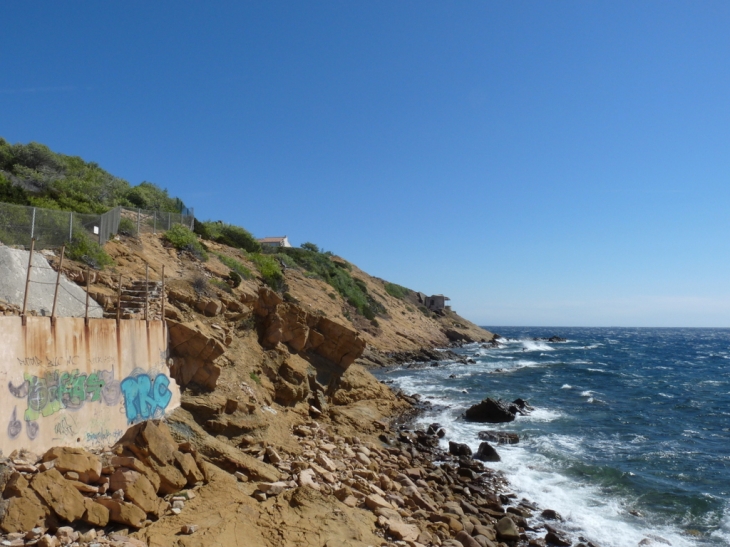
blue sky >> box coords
[2,1,729,327]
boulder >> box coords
[464,398,516,423]
[449,442,473,457]
[0,494,52,533]
[109,468,158,514]
[82,498,110,527]
[386,519,420,542]
[545,530,572,546]
[41,447,102,483]
[496,517,520,542]
[95,499,147,528]
[30,469,86,523]
[455,531,482,547]
[474,442,500,462]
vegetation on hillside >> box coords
[384,282,411,299]
[0,138,186,214]
[194,220,261,253]
[278,245,385,320]
[164,224,208,261]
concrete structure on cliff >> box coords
[258,236,292,248]
[416,292,451,312]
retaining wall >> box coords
[0,316,180,454]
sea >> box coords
[373,327,730,547]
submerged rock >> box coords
[478,430,520,444]
[474,442,500,462]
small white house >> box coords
[258,236,292,248]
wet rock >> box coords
[464,398,516,423]
[541,509,563,521]
[449,442,472,457]
[474,442,500,462]
[477,430,520,444]
[545,529,572,546]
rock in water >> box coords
[464,398,516,423]
[448,442,472,457]
[474,442,500,462]
[477,430,519,444]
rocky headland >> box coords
[0,232,593,547]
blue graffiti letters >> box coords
[120,374,172,424]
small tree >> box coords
[301,242,319,253]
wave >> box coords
[521,340,556,352]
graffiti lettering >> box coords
[45,356,79,368]
[120,374,173,424]
[54,415,76,437]
[19,369,121,421]
[85,428,123,446]
[88,356,115,367]
[17,356,42,367]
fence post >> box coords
[168,212,171,231]
[50,245,65,323]
[69,212,73,243]
[161,265,165,323]
[116,275,123,324]
[30,207,36,240]
[144,263,149,322]
[21,238,35,325]
[153,212,156,235]
[137,209,141,237]
[85,267,91,324]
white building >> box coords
[258,236,292,248]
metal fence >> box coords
[0,202,195,250]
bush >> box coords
[385,282,410,299]
[249,253,284,291]
[278,247,384,319]
[191,275,210,297]
[215,253,252,280]
[118,217,136,236]
[66,232,113,270]
[210,278,232,294]
[228,270,242,288]
[301,242,319,252]
[164,224,208,261]
[195,220,261,253]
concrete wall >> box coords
[0,316,180,454]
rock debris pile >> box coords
[0,421,207,547]
[242,419,597,547]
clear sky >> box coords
[2,1,729,327]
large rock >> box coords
[168,320,226,388]
[95,499,146,528]
[41,447,102,483]
[82,498,109,527]
[449,442,472,457]
[474,442,500,462]
[0,494,51,533]
[109,468,158,514]
[495,517,520,542]
[254,288,365,369]
[30,469,86,523]
[464,398,516,423]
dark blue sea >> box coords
[374,327,730,547]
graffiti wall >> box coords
[0,316,180,453]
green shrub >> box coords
[385,282,410,299]
[278,247,384,319]
[249,253,284,290]
[301,242,319,252]
[195,220,261,253]
[66,232,113,270]
[118,217,136,236]
[164,224,208,261]
[215,253,252,280]
[249,372,261,385]
[228,270,242,288]
[275,253,297,269]
[210,278,233,294]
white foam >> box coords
[561,384,573,390]
[521,341,555,352]
[522,407,563,422]
[489,446,700,547]
[580,390,594,397]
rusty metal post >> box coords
[116,274,123,324]
[161,265,165,322]
[21,238,35,325]
[50,245,65,323]
[85,267,91,324]
[144,264,150,322]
